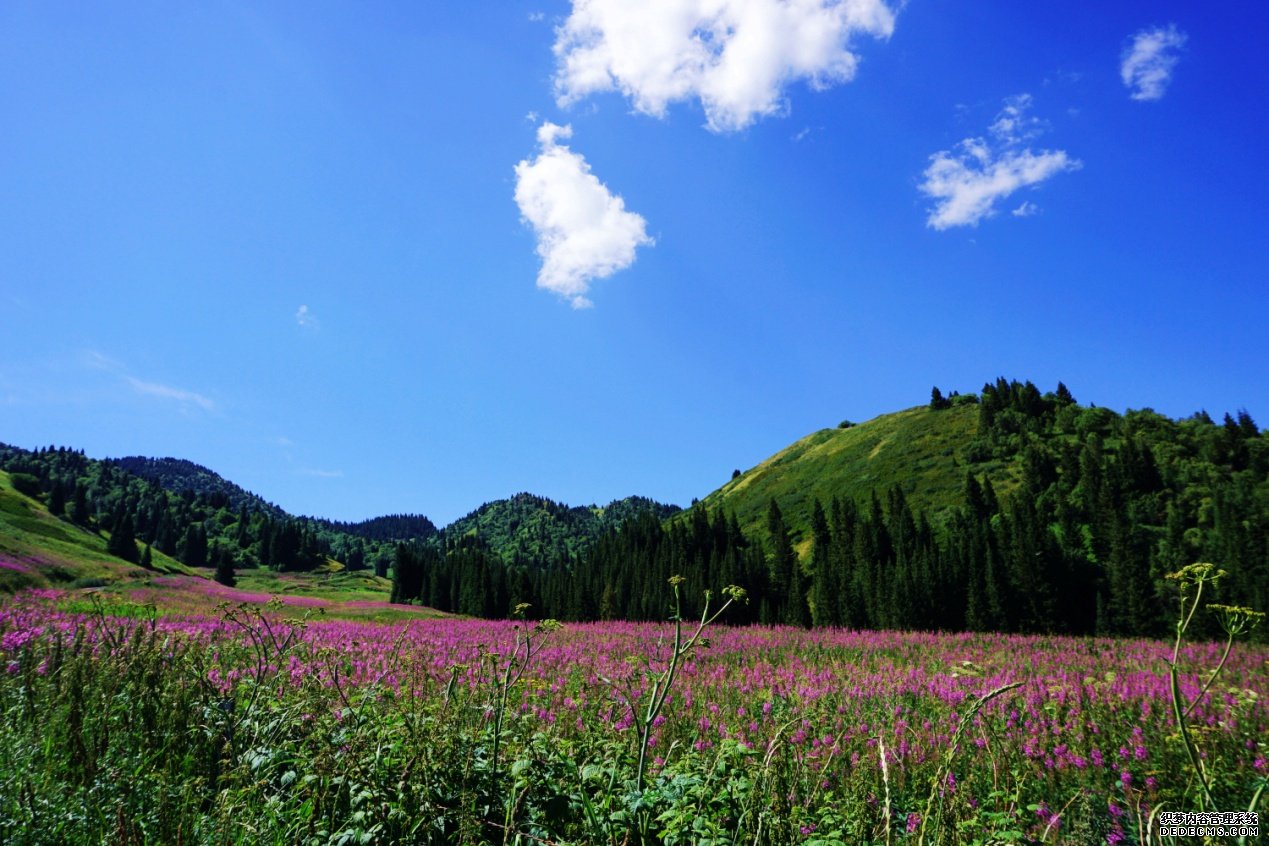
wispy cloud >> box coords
[552,0,896,133]
[1121,25,1187,102]
[1012,201,1039,218]
[83,349,126,372]
[126,377,216,411]
[299,467,343,478]
[919,95,1080,230]
[514,122,653,308]
[295,304,319,329]
[83,350,217,412]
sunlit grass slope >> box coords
[700,402,1021,550]
[0,472,443,619]
[0,470,191,592]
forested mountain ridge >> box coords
[113,456,439,546]
[4,377,1266,642]
[393,379,1267,640]
[443,492,680,562]
[111,456,288,520]
[0,443,670,591]
[96,455,673,564]
[0,468,193,591]
[0,444,405,584]
[699,381,1267,563]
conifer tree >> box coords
[809,501,839,627]
[766,500,794,621]
[69,482,90,525]
[107,511,140,563]
[213,543,236,587]
[764,501,809,628]
[391,543,422,604]
[181,523,208,568]
[48,481,66,516]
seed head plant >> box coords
[1160,563,1265,841]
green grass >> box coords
[233,567,394,602]
[0,470,192,592]
[4,594,1263,844]
[699,404,1022,552]
[0,471,438,617]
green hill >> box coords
[111,456,288,520]
[5,378,1264,638]
[112,456,438,545]
[492,379,1265,635]
[444,493,680,561]
[0,469,191,592]
[700,398,1016,553]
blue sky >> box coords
[1,2,1265,525]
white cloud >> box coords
[295,304,319,329]
[987,94,1044,144]
[514,122,653,308]
[83,349,216,412]
[299,467,343,478]
[1121,25,1187,101]
[919,95,1080,230]
[83,349,126,372]
[1012,201,1039,218]
[552,0,896,133]
[126,377,217,411]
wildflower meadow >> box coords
[1,577,1265,845]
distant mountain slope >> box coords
[422,379,1263,638]
[112,456,438,544]
[0,469,191,592]
[2,443,668,583]
[112,457,286,519]
[320,514,439,544]
[698,380,1267,564]
[700,398,1009,549]
[443,493,680,561]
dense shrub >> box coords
[7,473,42,499]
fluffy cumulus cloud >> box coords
[552,0,896,133]
[1121,24,1187,101]
[918,95,1080,231]
[514,123,653,307]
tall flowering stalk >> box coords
[489,604,561,786]
[1164,563,1264,814]
[633,577,746,793]
[917,679,1023,845]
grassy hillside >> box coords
[0,470,428,618]
[700,400,1020,551]
[0,470,191,592]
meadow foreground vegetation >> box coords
[1,579,1265,845]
